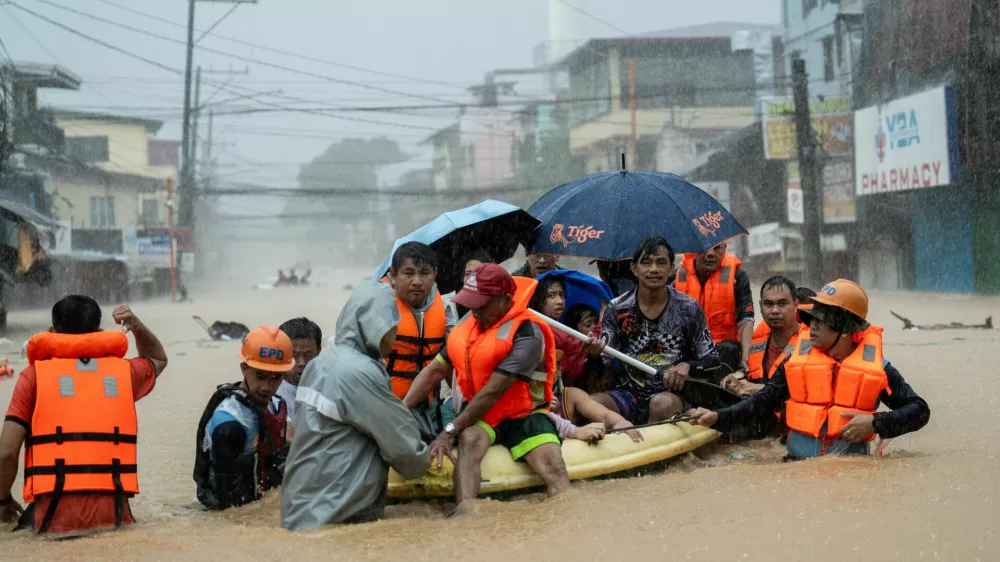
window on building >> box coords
[823,36,836,82]
[90,196,116,228]
[141,198,159,227]
[65,136,110,163]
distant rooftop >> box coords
[638,21,783,39]
[558,21,783,69]
[0,61,81,90]
[49,108,164,134]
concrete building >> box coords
[556,23,779,175]
[51,109,177,230]
[781,0,843,95]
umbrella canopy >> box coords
[534,269,613,324]
[372,200,539,294]
[528,170,747,260]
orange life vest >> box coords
[674,252,741,343]
[746,322,798,382]
[386,292,447,400]
[783,324,890,441]
[449,276,557,428]
[23,331,138,532]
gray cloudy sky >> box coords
[1,0,779,193]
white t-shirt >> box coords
[276,380,298,421]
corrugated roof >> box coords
[49,108,164,134]
[0,61,81,90]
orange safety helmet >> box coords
[239,326,296,372]
[811,279,869,320]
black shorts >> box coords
[476,412,561,461]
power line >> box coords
[8,3,480,137]
[555,0,631,37]
[2,4,154,172]
[25,0,467,107]
[87,0,471,92]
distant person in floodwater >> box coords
[275,270,289,287]
[288,269,299,286]
[0,296,168,534]
[689,279,931,460]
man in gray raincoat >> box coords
[280,281,430,531]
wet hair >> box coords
[565,303,598,331]
[716,340,743,375]
[462,249,494,266]
[529,275,564,314]
[760,276,797,300]
[795,286,817,302]
[52,295,102,334]
[390,241,438,272]
[279,317,322,348]
[631,236,675,266]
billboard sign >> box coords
[854,86,959,195]
[761,94,853,160]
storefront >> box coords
[853,85,967,292]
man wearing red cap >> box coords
[407,264,569,504]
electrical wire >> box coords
[22,0,470,107]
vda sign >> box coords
[876,106,920,163]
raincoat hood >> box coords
[334,281,400,360]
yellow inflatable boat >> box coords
[388,422,720,499]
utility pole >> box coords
[189,66,202,194]
[178,0,256,229]
[204,109,214,192]
[628,58,637,169]
[179,0,197,229]
[792,58,823,288]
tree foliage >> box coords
[298,136,408,190]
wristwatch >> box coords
[444,423,457,436]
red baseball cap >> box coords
[453,263,517,310]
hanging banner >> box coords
[822,160,856,223]
[748,222,782,256]
[854,86,959,195]
[761,94,853,160]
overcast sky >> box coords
[1,0,780,196]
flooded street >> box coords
[0,281,997,560]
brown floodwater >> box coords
[1,281,998,561]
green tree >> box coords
[298,136,408,190]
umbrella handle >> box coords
[530,310,657,376]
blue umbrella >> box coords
[528,170,747,259]
[372,200,539,294]
[534,270,613,325]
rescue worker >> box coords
[688,279,932,459]
[0,296,168,534]
[274,317,323,427]
[721,276,804,398]
[194,326,293,510]
[407,264,571,505]
[385,242,457,434]
[281,282,429,531]
[672,241,754,370]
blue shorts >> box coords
[605,388,689,425]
